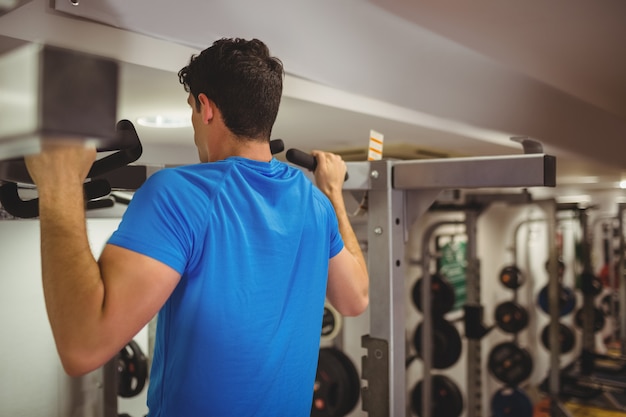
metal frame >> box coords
[343,153,556,417]
[618,203,626,356]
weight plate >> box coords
[494,301,529,334]
[537,285,576,317]
[574,307,606,333]
[321,303,342,342]
[600,292,619,316]
[580,271,603,296]
[312,347,360,417]
[118,339,148,398]
[540,323,576,354]
[412,273,456,316]
[413,319,462,369]
[544,258,566,277]
[488,342,533,386]
[491,387,533,417]
[499,265,525,289]
[411,375,464,417]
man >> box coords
[25,38,369,416]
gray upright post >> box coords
[361,159,406,417]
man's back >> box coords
[109,157,343,416]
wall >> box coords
[0,217,150,417]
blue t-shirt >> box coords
[108,157,343,417]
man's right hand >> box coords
[310,150,346,199]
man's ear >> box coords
[197,93,214,124]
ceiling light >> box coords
[136,115,190,128]
[620,180,626,189]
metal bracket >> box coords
[361,335,389,417]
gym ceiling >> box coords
[1,0,625,196]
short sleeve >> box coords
[107,169,198,274]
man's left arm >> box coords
[26,144,180,376]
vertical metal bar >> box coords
[103,359,119,417]
[464,210,482,417]
[364,159,406,416]
[420,233,433,417]
[618,204,626,356]
[606,221,617,344]
[539,200,561,397]
[578,209,596,374]
[419,220,464,417]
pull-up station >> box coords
[285,144,556,417]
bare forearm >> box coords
[37,183,105,370]
[329,192,367,273]
[328,192,369,308]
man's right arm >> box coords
[311,150,369,316]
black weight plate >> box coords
[411,375,464,417]
[494,301,529,334]
[326,348,360,417]
[118,339,148,398]
[413,319,462,369]
[600,292,619,316]
[321,307,336,336]
[544,258,566,277]
[580,271,603,296]
[488,342,533,386]
[540,323,576,354]
[311,348,360,417]
[574,307,606,333]
[491,387,533,417]
[412,273,456,316]
[537,285,576,317]
[499,265,525,289]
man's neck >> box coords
[210,136,273,163]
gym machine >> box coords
[314,151,557,417]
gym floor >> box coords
[565,402,626,417]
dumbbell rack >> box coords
[415,218,466,417]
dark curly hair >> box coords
[178,38,284,141]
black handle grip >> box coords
[86,197,115,211]
[0,119,142,218]
[87,119,143,178]
[0,182,38,218]
[269,139,284,155]
[285,148,348,181]
[0,119,143,184]
[0,179,111,219]
[286,148,317,171]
